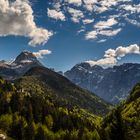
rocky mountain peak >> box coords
[65,62,140,104]
[14,51,38,64]
[0,51,43,80]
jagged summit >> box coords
[14,51,38,64]
[65,62,140,104]
[0,51,43,80]
[72,62,103,71]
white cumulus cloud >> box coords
[85,31,98,40]
[120,4,140,13]
[85,28,121,40]
[0,0,53,47]
[94,18,118,30]
[99,28,122,37]
[47,8,66,21]
[86,44,140,66]
[33,50,52,59]
[65,0,82,6]
[82,19,94,24]
[85,17,121,40]
[67,7,84,23]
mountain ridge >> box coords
[16,66,112,116]
[65,62,140,104]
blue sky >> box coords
[0,0,140,71]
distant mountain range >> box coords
[65,62,140,104]
[1,51,140,105]
[0,51,111,115]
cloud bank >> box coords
[48,0,140,42]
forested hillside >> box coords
[20,66,111,115]
[0,69,140,140]
[0,77,102,140]
[101,83,140,140]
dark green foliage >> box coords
[20,66,112,116]
[0,75,140,140]
[101,84,140,140]
[0,77,101,140]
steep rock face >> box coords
[14,51,38,64]
[12,51,42,74]
[0,51,42,80]
[65,62,140,104]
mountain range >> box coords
[0,52,140,139]
[65,62,140,104]
[0,51,111,115]
[1,51,140,105]
[17,66,111,115]
[0,52,111,140]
